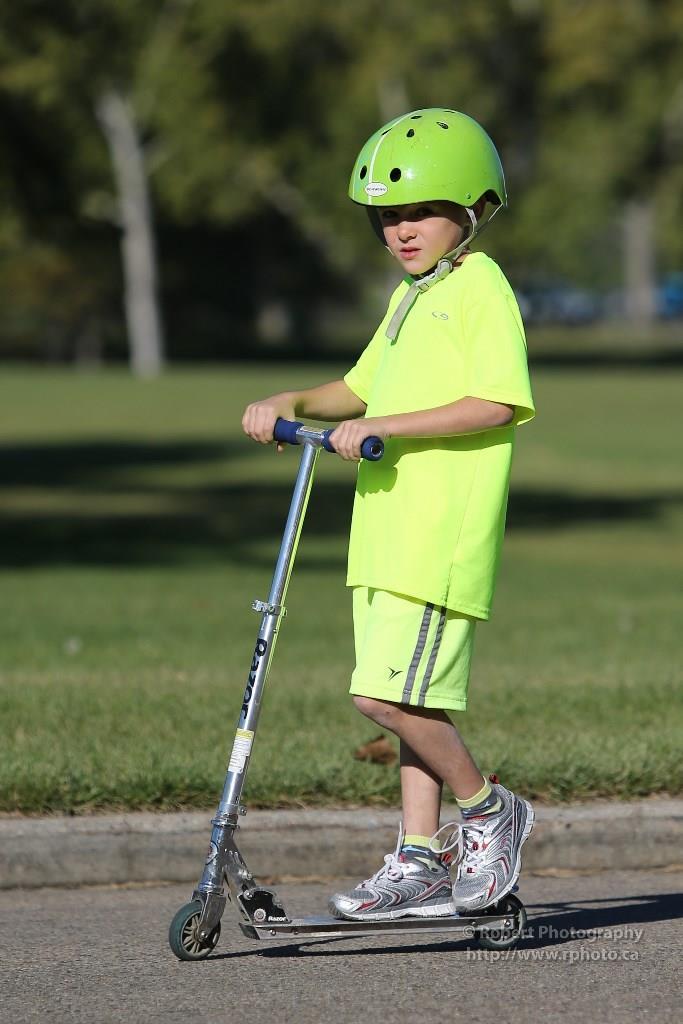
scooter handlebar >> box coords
[273,418,304,446]
[273,418,384,461]
[321,428,385,462]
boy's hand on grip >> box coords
[329,417,389,462]
[242,393,296,452]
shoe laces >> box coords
[429,821,464,867]
[460,821,489,874]
[364,820,464,886]
[363,825,407,886]
[364,851,406,886]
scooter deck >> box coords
[241,911,515,941]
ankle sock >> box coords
[457,778,502,819]
[401,833,442,869]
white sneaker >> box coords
[451,782,535,913]
[329,826,455,921]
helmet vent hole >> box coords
[410,114,422,119]
[389,167,402,182]
[359,165,367,180]
[437,121,449,129]
[406,129,415,137]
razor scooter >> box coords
[168,418,528,960]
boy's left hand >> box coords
[329,418,390,462]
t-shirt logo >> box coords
[431,310,449,320]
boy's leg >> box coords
[350,589,484,803]
[328,711,457,921]
[353,696,534,915]
[336,589,533,919]
[328,708,480,922]
[358,698,485,803]
[399,739,442,837]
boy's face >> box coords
[378,200,470,275]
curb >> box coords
[1,800,681,889]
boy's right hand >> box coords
[242,393,296,452]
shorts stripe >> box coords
[350,588,475,711]
[417,605,447,706]
[401,603,434,703]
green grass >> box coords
[0,365,681,813]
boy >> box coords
[242,108,535,921]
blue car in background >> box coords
[514,281,600,325]
[658,274,683,319]
[515,273,683,324]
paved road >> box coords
[2,870,682,1023]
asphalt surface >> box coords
[2,870,682,1024]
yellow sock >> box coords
[401,833,442,870]
[456,777,502,817]
[403,833,442,852]
[456,779,492,809]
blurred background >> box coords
[2,0,683,368]
[0,1,681,813]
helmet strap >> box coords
[439,205,479,269]
[385,204,501,341]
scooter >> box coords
[168,418,528,960]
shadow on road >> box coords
[520,887,683,949]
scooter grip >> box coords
[273,418,384,461]
[273,418,304,445]
[322,429,384,462]
[361,436,385,461]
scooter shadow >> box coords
[206,935,468,961]
[519,888,683,950]
[200,887,683,962]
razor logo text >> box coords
[241,638,268,717]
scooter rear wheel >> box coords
[169,900,221,961]
[474,893,527,951]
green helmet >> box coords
[348,108,507,210]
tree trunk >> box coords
[96,89,165,376]
[377,76,409,123]
[622,197,657,325]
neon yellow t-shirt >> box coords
[343,252,534,620]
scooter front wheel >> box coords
[169,900,221,961]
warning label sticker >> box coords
[228,728,254,774]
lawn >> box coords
[0,364,681,812]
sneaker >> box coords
[329,826,455,921]
[451,782,535,913]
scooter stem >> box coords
[218,440,321,818]
[195,440,322,910]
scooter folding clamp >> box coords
[252,598,287,617]
[238,887,291,926]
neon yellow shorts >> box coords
[350,587,476,711]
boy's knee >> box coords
[352,695,398,727]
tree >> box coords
[530,0,683,315]
[0,1,184,372]
[2,0,681,361]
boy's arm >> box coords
[329,396,514,461]
[242,379,366,446]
